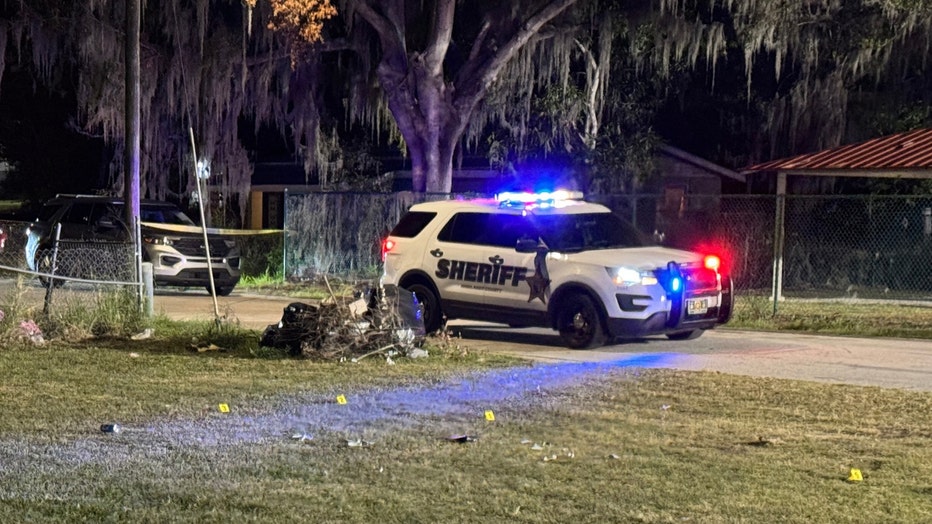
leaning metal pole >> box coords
[188,127,221,323]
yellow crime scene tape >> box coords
[140,222,284,235]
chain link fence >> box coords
[0,221,31,272]
[283,192,932,302]
[0,220,139,322]
[0,221,136,283]
[283,192,459,280]
[5,192,929,315]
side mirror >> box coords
[515,237,541,253]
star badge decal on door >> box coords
[526,271,551,304]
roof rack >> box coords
[53,193,118,199]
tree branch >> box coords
[424,0,455,75]
[478,0,577,87]
[454,0,578,109]
[351,0,405,58]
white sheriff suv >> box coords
[381,191,733,349]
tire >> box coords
[35,250,64,288]
[214,286,235,297]
[556,293,606,349]
[666,329,703,341]
[405,283,443,333]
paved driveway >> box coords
[149,290,932,393]
[448,322,932,392]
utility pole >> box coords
[125,0,142,294]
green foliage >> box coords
[239,234,285,278]
[0,282,148,345]
[42,287,147,340]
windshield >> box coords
[531,212,647,252]
[140,205,197,226]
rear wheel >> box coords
[556,294,606,349]
[666,329,703,341]
[405,283,442,333]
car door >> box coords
[55,202,96,241]
[87,203,128,241]
[479,213,543,313]
[428,212,498,313]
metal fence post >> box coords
[771,173,787,315]
[42,223,62,315]
[282,187,288,279]
[141,261,154,316]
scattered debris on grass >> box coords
[260,281,425,360]
[100,423,122,434]
[17,319,45,345]
[130,328,153,340]
[446,434,478,443]
[189,343,226,353]
[745,436,779,447]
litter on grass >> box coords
[260,282,426,361]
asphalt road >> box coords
[149,290,932,393]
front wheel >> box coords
[212,286,235,297]
[556,294,606,349]
[405,283,442,333]
[35,250,64,288]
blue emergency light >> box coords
[495,190,584,208]
[659,261,683,295]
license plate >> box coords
[687,298,709,315]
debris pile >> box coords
[260,283,426,360]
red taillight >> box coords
[703,255,721,272]
[381,238,396,261]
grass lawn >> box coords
[0,320,929,523]
[729,294,932,338]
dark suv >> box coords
[26,194,241,295]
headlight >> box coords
[606,267,658,287]
[143,236,175,246]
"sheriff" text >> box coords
[435,259,528,286]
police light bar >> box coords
[495,190,584,207]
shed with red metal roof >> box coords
[742,128,932,194]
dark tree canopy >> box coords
[1,0,320,218]
[3,0,932,217]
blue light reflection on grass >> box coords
[236,352,687,442]
[142,353,690,446]
[0,354,691,479]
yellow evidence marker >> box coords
[484,410,495,421]
[848,468,863,482]
[336,395,347,405]
[218,403,230,413]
